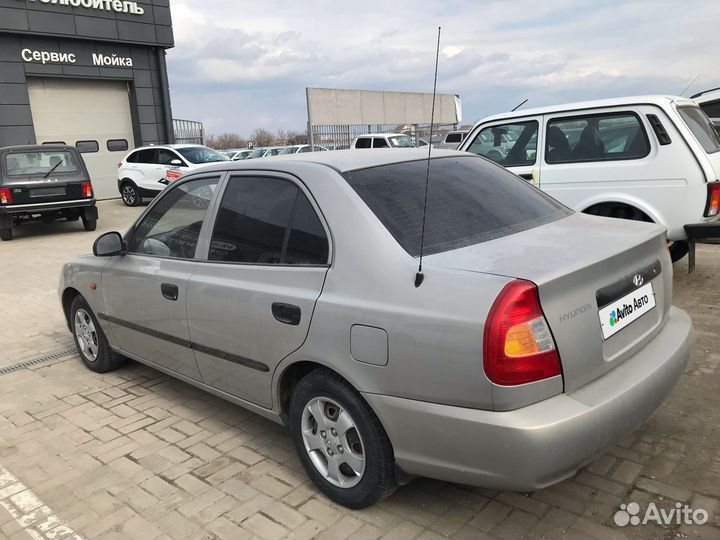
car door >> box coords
[187,173,331,409]
[464,118,542,185]
[101,175,221,380]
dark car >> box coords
[0,145,97,241]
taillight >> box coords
[82,182,93,198]
[706,182,720,217]
[483,280,561,386]
[0,187,12,205]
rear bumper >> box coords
[364,306,693,491]
[684,219,720,241]
[0,199,96,215]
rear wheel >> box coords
[668,241,689,263]
[121,182,141,207]
[0,227,12,241]
[70,295,125,373]
[289,369,397,509]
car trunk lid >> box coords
[424,212,672,392]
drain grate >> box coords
[0,348,77,376]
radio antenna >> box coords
[511,98,528,111]
[415,26,441,288]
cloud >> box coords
[166,0,720,137]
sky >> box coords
[165,0,720,138]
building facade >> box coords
[0,0,175,198]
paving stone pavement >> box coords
[1,202,720,539]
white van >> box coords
[458,95,720,261]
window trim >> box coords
[676,104,720,155]
[543,110,651,165]
[124,173,225,262]
[467,119,540,167]
[196,171,333,268]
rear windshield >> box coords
[4,150,80,177]
[678,106,720,154]
[342,156,571,256]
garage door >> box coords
[27,78,135,200]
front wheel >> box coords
[121,182,141,207]
[70,295,125,373]
[0,227,12,241]
[669,240,689,263]
[289,369,397,509]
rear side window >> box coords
[343,156,570,257]
[546,112,650,163]
[209,177,329,265]
[467,121,538,166]
[445,133,464,143]
[354,138,371,149]
[130,149,157,163]
[677,106,720,154]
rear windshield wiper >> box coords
[43,162,62,178]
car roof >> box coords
[475,95,697,124]
[194,148,467,174]
[355,133,408,138]
[132,144,208,151]
[1,144,76,152]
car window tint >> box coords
[285,193,329,265]
[354,138,372,149]
[546,112,650,164]
[209,177,298,264]
[137,149,157,163]
[700,100,720,119]
[128,177,219,259]
[343,156,570,257]
[467,121,538,166]
[157,149,179,165]
[677,106,720,154]
[373,138,389,148]
[446,133,463,143]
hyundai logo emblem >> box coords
[633,274,644,287]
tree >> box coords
[206,133,248,150]
[251,128,275,147]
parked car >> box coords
[60,149,692,508]
[0,144,97,241]
[435,130,469,149]
[117,144,227,207]
[458,95,720,262]
[692,88,720,129]
[244,146,288,159]
[279,145,329,154]
[221,149,253,161]
[351,133,416,149]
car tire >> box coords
[70,295,125,373]
[121,182,141,207]
[289,369,397,509]
[669,241,689,263]
[0,227,12,241]
[81,215,97,231]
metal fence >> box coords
[309,122,460,149]
[173,118,204,145]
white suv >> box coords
[117,144,227,206]
[458,95,720,262]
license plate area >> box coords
[30,187,66,198]
[598,282,656,340]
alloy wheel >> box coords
[74,308,98,362]
[122,185,136,205]
[301,396,366,488]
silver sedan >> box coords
[58,149,693,508]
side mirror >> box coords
[93,231,125,257]
[170,159,184,167]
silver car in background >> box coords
[59,149,693,509]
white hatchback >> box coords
[117,144,228,206]
[458,95,720,262]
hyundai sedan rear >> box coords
[59,149,693,509]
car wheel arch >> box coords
[579,197,662,226]
[61,287,82,330]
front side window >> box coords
[128,177,219,259]
[677,105,720,154]
[209,176,329,265]
[373,138,389,148]
[467,121,538,166]
[545,112,650,164]
[176,146,228,164]
[157,148,182,165]
[5,150,80,176]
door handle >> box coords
[518,173,533,181]
[272,302,301,326]
[161,283,179,301]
